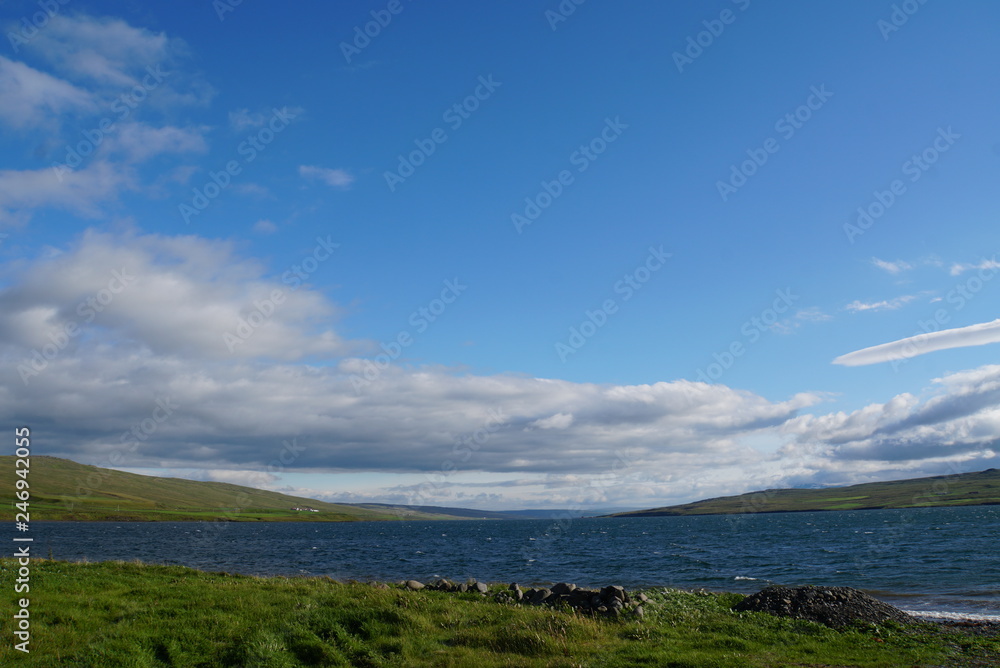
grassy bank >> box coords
[2,560,996,667]
[612,468,1000,517]
[0,456,456,522]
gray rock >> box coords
[474,582,489,595]
[551,582,576,595]
[405,580,425,590]
[458,583,469,593]
[636,593,649,603]
[634,605,645,619]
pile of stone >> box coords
[732,585,915,629]
[398,578,648,618]
[403,578,489,595]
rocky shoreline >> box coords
[383,578,1000,637]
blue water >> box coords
[29,505,1000,620]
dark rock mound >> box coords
[733,585,915,629]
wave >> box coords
[904,610,1000,622]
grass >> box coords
[2,559,997,667]
[613,467,1000,517]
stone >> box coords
[733,586,916,630]
[474,582,489,595]
[634,605,645,619]
[405,580,424,591]
[551,582,576,595]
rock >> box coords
[429,578,454,591]
[369,582,389,590]
[733,586,916,630]
[634,605,645,619]
[458,583,469,593]
[636,593,649,603]
[551,582,576,595]
[530,588,552,605]
[474,582,489,595]
[601,585,628,604]
[405,580,425,591]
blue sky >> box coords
[2,0,999,510]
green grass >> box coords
[613,468,1000,517]
[1,559,996,667]
[0,456,457,523]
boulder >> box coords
[405,580,425,591]
[474,582,489,595]
[551,582,576,595]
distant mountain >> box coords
[608,468,1000,517]
[0,456,455,522]
[343,504,627,520]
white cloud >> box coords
[104,123,208,163]
[3,230,999,509]
[844,294,917,313]
[833,319,1000,366]
[0,14,212,225]
[0,161,133,224]
[950,257,1000,276]
[299,165,354,189]
[872,257,913,274]
[22,15,174,87]
[0,56,96,128]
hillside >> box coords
[0,456,454,522]
[610,468,1000,517]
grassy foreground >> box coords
[2,560,997,667]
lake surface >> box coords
[32,505,1000,621]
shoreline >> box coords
[26,554,1000,625]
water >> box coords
[29,505,1000,621]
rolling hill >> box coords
[0,456,459,522]
[609,468,1000,517]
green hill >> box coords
[610,468,1000,517]
[0,456,455,522]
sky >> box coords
[2,0,999,511]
